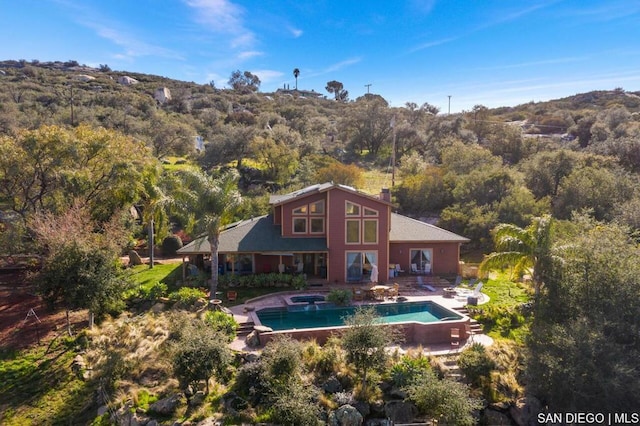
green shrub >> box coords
[168,287,206,305]
[391,354,432,387]
[327,289,352,306]
[137,281,168,300]
[457,343,496,387]
[161,235,183,256]
[204,310,238,342]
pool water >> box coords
[256,301,462,331]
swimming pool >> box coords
[256,300,462,331]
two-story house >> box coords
[178,183,469,284]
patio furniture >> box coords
[456,282,484,302]
[373,287,386,301]
[386,283,399,300]
[226,291,237,302]
[278,263,285,273]
[352,287,364,301]
[410,263,419,274]
[443,288,457,298]
[450,328,460,349]
[452,275,463,287]
[395,264,405,274]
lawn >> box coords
[470,272,533,344]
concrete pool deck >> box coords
[227,285,493,355]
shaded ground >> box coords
[0,270,86,351]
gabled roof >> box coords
[269,182,391,206]
[389,213,469,243]
[177,215,328,255]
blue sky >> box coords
[3,0,640,112]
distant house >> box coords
[178,183,468,284]
[154,87,171,104]
[118,76,139,85]
[275,88,324,99]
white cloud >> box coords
[253,69,283,84]
[237,51,263,60]
[184,0,255,48]
[289,27,303,38]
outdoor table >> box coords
[443,288,457,298]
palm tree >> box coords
[177,169,241,298]
[140,168,173,269]
[478,215,555,298]
[293,68,300,90]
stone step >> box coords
[236,322,255,337]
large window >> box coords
[310,201,324,214]
[346,220,360,243]
[291,200,325,235]
[410,249,432,274]
[363,219,378,243]
[292,205,307,214]
[293,218,307,233]
[346,201,360,216]
[310,217,324,233]
[346,251,377,282]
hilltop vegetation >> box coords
[2,59,640,251]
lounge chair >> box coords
[410,263,419,274]
[456,282,484,302]
[417,276,436,292]
[452,275,462,287]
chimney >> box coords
[380,188,391,202]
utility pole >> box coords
[391,115,397,187]
[365,83,372,94]
[448,95,452,115]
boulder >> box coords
[483,408,512,425]
[148,394,184,416]
[190,391,206,406]
[331,404,363,426]
[195,418,220,426]
[511,396,544,426]
[151,303,166,313]
[388,387,407,400]
[352,401,370,418]
[365,420,392,426]
[245,330,260,347]
[384,400,418,423]
[128,250,143,266]
[221,391,249,417]
[323,375,343,394]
